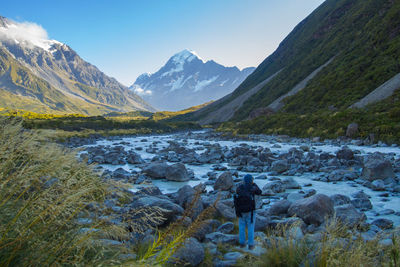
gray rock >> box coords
[192,219,221,241]
[346,123,359,138]
[351,190,371,199]
[214,171,234,191]
[371,179,386,191]
[262,181,285,195]
[223,252,244,261]
[351,198,372,211]
[335,204,366,227]
[143,162,169,178]
[204,232,238,245]
[282,177,301,189]
[217,222,235,234]
[288,194,334,226]
[372,218,394,230]
[269,200,291,216]
[130,196,184,224]
[216,202,236,220]
[361,153,395,181]
[336,147,354,160]
[166,163,190,182]
[176,185,195,207]
[137,186,162,196]
[287,192,305,202]
[271,160,289,173]
[330,194,351,206]
[126,151,144,164]
[254,215,270,231]
[173,238,204,266]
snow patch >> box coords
[0,19,62,51]
[194,76,219,92]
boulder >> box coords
[351,198,372,211]
[361,153,395,181]
[192,219,221,241]
[214,172,234,191]
[262,181,285,195]
[271,160,289,173]
[346,123,359,138]
[126,152,144,164]
[372,218,393,230]
[330,194,351,206]
[143,162,169,178]
[335,204,366,227]
[288,194,334,226]
[217,222,235,234]
[166,163,190,182]
[130,196,184,224]
[336,148,354,161]
[282,177,301,189]
[172,238,204,266]
[204,232,238,245]
[269,200,291,216]
[216,202,236,220]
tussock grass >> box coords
[238,217,400,267]
[0,117,161,266]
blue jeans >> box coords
[239,211,255,246]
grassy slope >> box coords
[0,48,136,115]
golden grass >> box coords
[0,117,165,266]
[237,217,400,267]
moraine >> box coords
[77,130,400,226]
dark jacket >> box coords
[234,182,262,218]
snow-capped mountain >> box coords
[0,15,154,114]
[130,49,255,111]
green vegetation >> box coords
[219,87,400,143]
[152,101,213,121]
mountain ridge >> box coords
[0,15,154,115]
[130,49,255,111]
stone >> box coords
[372,218,394,230]
[166,163,190,182]
[269,200,291,216]
[281,177,301,189]
[287,192,305,202]
[192,219,221,241]
[172,238,204,266]
[336,147,354,161]
[214,171,234,191]
[126,152,144,164]
[204,232,238,245]
[361,153,395,181]
[351,198,372,211]
[371,179,386,191]
[335,204,366,227]
[142,162,169,179]
[217,222,235,234]
[262,181,285,195]
[216,202,236,220]
[330,194,351,206]
[176,185,195,207]
[137,186,162,196]
[271,160,289,173]
[223,252,244,261]
[346,123,359,138]
[254,215,270,231]
[130,196,184,224]
[288,194,334,226]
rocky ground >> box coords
[69,130,400,266]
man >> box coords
[234,174,262,250]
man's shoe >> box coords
[240,244,246,248]
[248,245,255,250]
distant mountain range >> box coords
[0,16,154,115]
[130,49,255,111]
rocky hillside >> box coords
[0,16,154,115]
[130,49,254,111]
[182,0,400,140]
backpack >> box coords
[234,184,255,214]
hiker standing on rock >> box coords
[234,174,262,250]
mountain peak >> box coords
[171,49,204,64]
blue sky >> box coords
[2,0,325,85]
